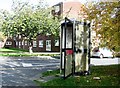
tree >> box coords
[0,0,60,52]
[82,1,120,51]
[0,32,6,41]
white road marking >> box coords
[21,63,33,67]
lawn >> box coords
[0,48,59,57]
[0,48,29,56]
[34,65,120,87]
[0,48,28,53]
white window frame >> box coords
[39,40,43,48]
[19,41,21,46]
[54,6,60,13]
[33,41,37,47]
[22,41,24,45]
[16,41,18,46]
[46,40,51,51]
[55,40,59,46]
[25,41,27,45]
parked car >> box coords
[92,47,113,58]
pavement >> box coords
[0,51,60,54]
[90,57,120,66]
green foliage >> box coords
[0,32,6,40]
[83,1,120,51]
[0,0,60,45]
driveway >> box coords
[0,56,60,88]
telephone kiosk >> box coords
[60,17,91,79]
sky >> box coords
[0,0,118,12]
[0,0,93,12]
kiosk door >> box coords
[61,19,74,79]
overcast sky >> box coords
[0,0,117,12]
[0,0,96,12]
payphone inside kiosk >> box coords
[60,17,91,79]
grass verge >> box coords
[42,69,60,77]
[34,65,120,87]
[0,47,28,53]
[0,48,60,57]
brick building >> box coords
[5,34,60,52]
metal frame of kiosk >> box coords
[60,17,91,79]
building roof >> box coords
[52,1,87,20]
[63,1,84,19]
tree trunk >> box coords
[22,39,25,49]
[29,40,33,54]
[2,37,7,47]
[29,46,33,54]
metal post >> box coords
[63,17,67,79]
[88,23,91,74]
[72,21,75,75]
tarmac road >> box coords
[0,56,60,88]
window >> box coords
[54,6,60,13]
[18,35,21,39]
[33,41,37,47]
[22,41,24,45]
[46,40,51,51]
[25,41,27,45]
[39,40,43,48]
[19,41,21,46]
[55,40,59,46]
[16,41,18,46]
[6,41,12,45]
[19,41,21,48]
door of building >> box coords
[46,40,51,51]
